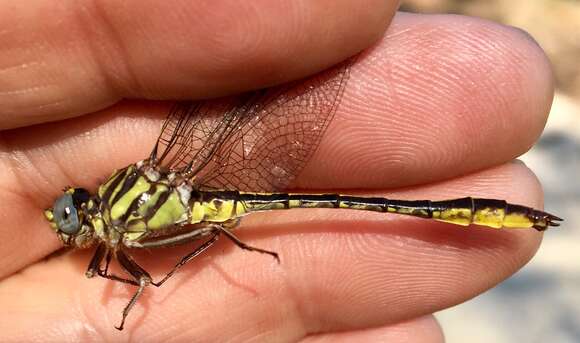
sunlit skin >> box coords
[0,1,555,341]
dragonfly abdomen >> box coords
[234,193,560,231]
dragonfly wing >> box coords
[152,58,353,192]
[151,99,245,174]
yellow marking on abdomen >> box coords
[432,208,473,226]
[473,208,505,229]
[190,199,239,224]
[503,213,534,228]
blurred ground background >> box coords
[401,1,580,342]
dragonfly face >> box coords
[44,187,97,248]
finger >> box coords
[234,162,544,334]
[0,162,544,340]
[0,13,554,277]
[298,12,554,189]
[1,12,553,192]
[0,0,395,129]
[301,316,443,343]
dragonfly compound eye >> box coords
[53,193,81,235]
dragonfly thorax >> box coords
[94,163,194,245]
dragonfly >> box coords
[43,58,561,330]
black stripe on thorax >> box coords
[144,187,172,222]
[111,168,139,205]
[119,184,158,223]
[101,168,130,206]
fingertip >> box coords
[298,13,555,189]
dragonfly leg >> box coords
[85,242,141,285]
[85,243,107,278]
[98,249,138,285]
[115,249,153,331]
[151,233,220,287]
[130,222,278,283]
[125,225,215,249]
[97,270,140,286]
[217,226,280,263]
[103,250,112,275]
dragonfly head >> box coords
[44,187,96,248]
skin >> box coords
[0,1,554,342]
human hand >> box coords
[0,1,553,341]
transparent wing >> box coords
[152,59,353,192]
[151,98,247,174]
